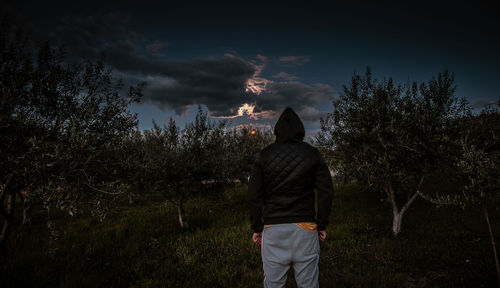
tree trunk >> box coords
[392,212,402,235]
[0,192,16,244]
[385,177,422,236]
[177,194,189,229]
[128,192,134,206]
[0,173,14,213]
[22,201,32,226]
[484,207,500,287]
[18,192,32,225]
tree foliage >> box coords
[317,67,470,235]
[458,107,499,205]
[418,104,500,285]
[225,125,275,184]
[0,17,143,243]
[0,14,274,239]
[135,107,274,228]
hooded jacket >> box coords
[247,107,334,233]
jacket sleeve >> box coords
[314,149,334,231]
[247,153,265,233]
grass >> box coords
[1,183,499,287]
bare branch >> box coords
[0,172,14,203]
[401,175,424,215]
[400,192,419,216]
[385,180,399,216]
[84,183,123,195]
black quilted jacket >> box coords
[247,107,334,233]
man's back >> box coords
[247,107,334,288]
[249,141,333,230]
[247,107,334,232]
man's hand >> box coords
[318,230,327,242]
[252,232,262,245]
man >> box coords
[247,107,334,288]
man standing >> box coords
[247,107,334,288]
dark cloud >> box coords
[145,40,168,57]
[272,72,299,81]
[254,82,336,114]
[47,13,256,115]
[142,64,336,119]
[470,98,500,109]
[278,56,311,66]
[43,12,335,119]
[295,106,329,123]
[51,13,139,61]
[5,0,499,132]
[139,55,255,115]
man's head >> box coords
[274,107,305,143]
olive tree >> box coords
[141,118,189,226]
[462,108,500,284]
[0,18,143,243]
[317,67,469,235]
[140,107,229,228]
[421,106,500,283]
[224,125,274,185]
[139,108,274,228]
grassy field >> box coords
[1,184,499,287]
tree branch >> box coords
[0,172,14,204]
[0,206,9,221]
[400,192,419,216]
[484,207,500,285]
[385,180,399,216]
[0,192,16,243]
[0,173,15,221]
[84,183,123,195]
[401,175,424,216]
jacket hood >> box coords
[274,107,305,143]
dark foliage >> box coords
[316,67,470,234]
[0,16,143,243]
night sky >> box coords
[3,1,499,137]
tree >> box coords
[140,107,227,228]
[462,108,500,285]
[138,107,274,228]
[141,117,191,227]
[317,67,469,235]
[225,125,274,185]
[420,106,500,284]
[116,129,146,205]
[0,16,143,243]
